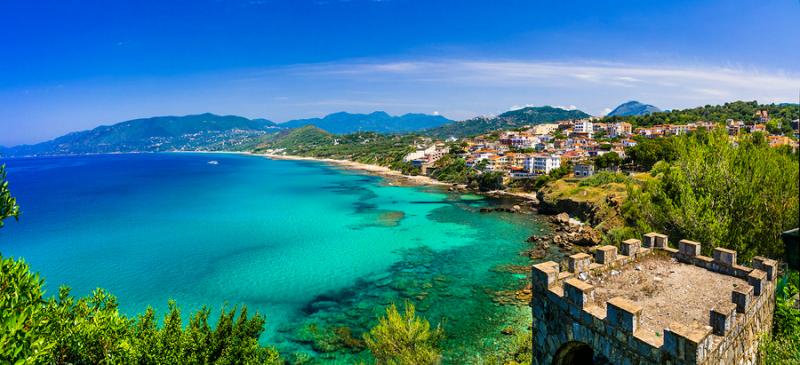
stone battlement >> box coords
[531,232,778,365]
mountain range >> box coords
[279,111,452,134]
[2,105,600,156]
[607,101,661,116]
[1,111,450,157]
[1,113,278,156]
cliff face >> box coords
[536,179,626,233]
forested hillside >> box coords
[604,101,799,129]
[425,106,590,138]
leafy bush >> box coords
[0,253,283,364]
[468,171,505,192]
[363,302,444,365]
[594,151,621,169]
[431,155,474,184]
[621,129,799,261]
[0,256,53,364]
[0,164,20,228]
[624,138,677,170]
[760,271,800,364]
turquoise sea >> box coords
[0,153,558,363]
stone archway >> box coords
[551,341,595,365]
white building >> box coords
[404,144,449,164]
[531,154,561,174]
[573,120,593,135]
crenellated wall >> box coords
[530,233,778,365]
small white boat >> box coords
[208,160,219,165]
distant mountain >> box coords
[2,113,278,156]
[607,101,661,117]
[425,106,590,138]
[280,111,451,134]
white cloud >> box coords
[279,59,799,116]
[601,108,613,116]
[554,105,578,111]
[508,104,534,111]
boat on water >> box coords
[208,160,219,165]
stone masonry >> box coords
[531,232,778,365]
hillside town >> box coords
[405,112,800,179]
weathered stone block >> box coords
[568,253,592,274]
[713,247,737,266]
[731,286,753,313]
[748,269,767,296]
[606,297,642,333]
[663,322,712,363]
[678,239,701,257]
[752,256,778,281]
[710,302,736,336]
[532,261,560,290]
[594,245,617,264]
[563,278,594,308]
[643,232,668,248]
[621,239,641,258]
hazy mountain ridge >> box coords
[280,111,452,134]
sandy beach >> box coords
[258,152,451,187]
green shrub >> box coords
[363,302,444,365]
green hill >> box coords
[425,106,590,138]
[257,125,335,152]
[607,101,661,116]
[2,113,277,156]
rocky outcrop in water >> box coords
[524,213,602,258]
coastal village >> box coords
[405,112,800,180]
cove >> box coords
[0,153,556,363]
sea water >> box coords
[0,153,558,363]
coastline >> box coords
[255,152,542,203]
[257,152,451,187]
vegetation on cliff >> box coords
[759,271,800,364]
[536,171,631,234]
[618,129,799,261]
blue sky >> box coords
[1,0,799,146]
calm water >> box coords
[0,153,556,363]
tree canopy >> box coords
[619,129,799,261]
